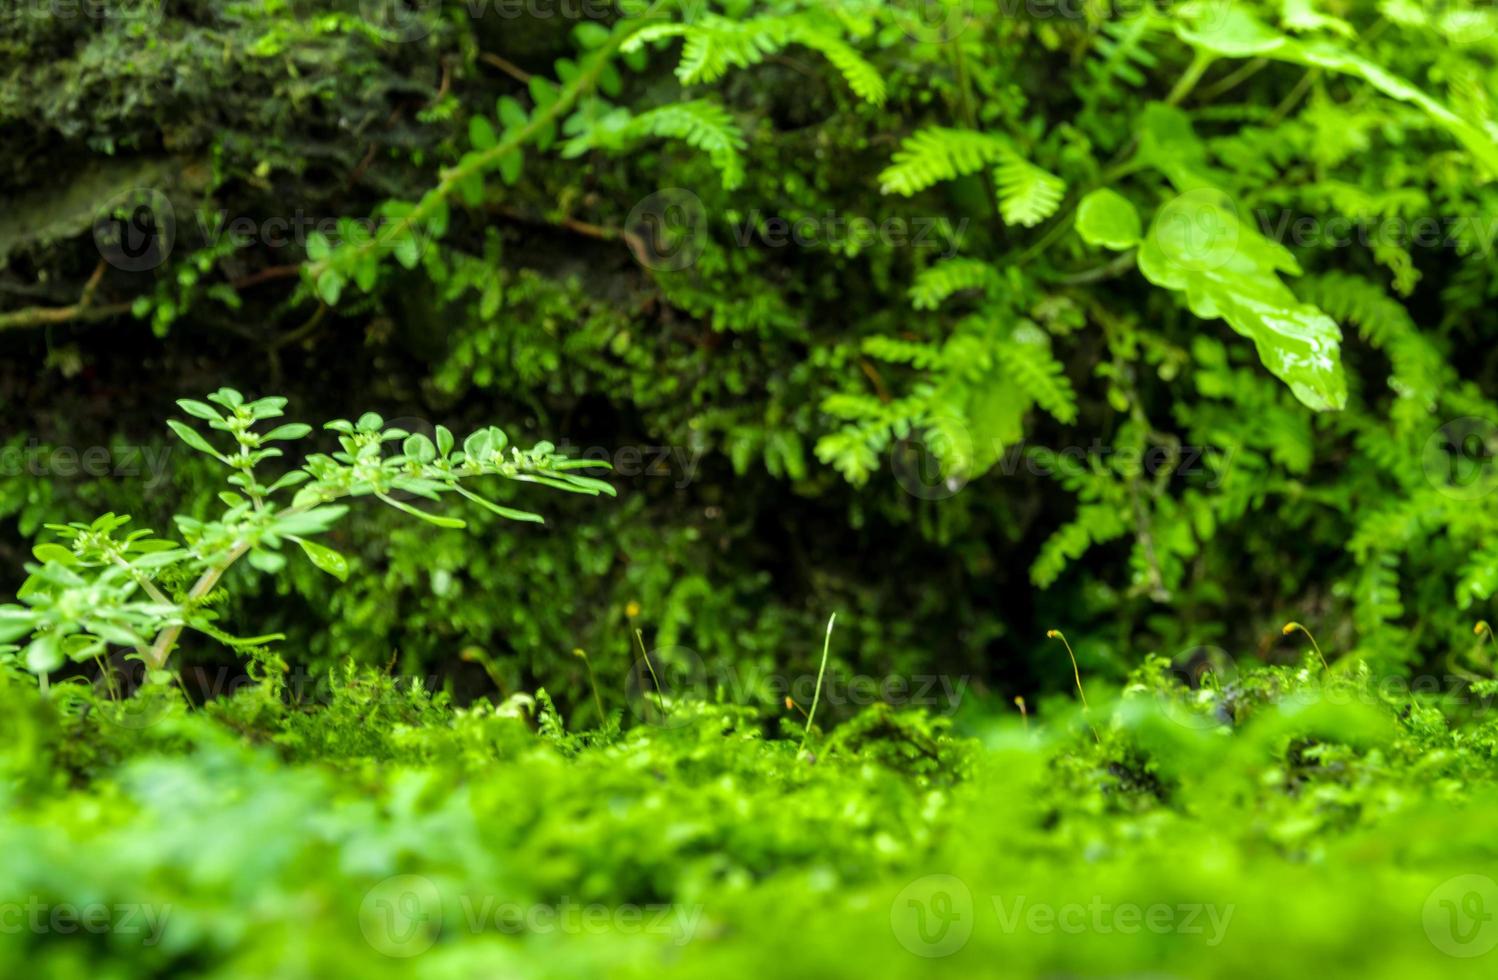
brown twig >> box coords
[0,260,131,332]
[230,264,303,290]
[479,51,532,84]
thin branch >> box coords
[479,51,532,84]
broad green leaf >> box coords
[1175,5,1498,175]
[1075,189,1143,250]
[403,433,437,463]
[32,543,75,565]
[1139,208,1347,411]
[24,631,63,674]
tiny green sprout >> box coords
[633,628,668,719]
[573,647,606,724]
[1014,695,1029,733]
[1046,629,1098,742]
[1046,629,1089,710]
[1282,621,1330,672]
[1475,622,1495,666]
[799,612,837,758]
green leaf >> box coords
[24,632,63,675]
[176,399,222,421]
[376,492,466,529]
[247,548,287,574]
[31,543,75,565]
[1138,193,1347,412]
[573,21,611,50]
[498,149,523,186]
[469,115,497,151]
[274,506,350,536]
[306,231,331,261]
[1075,189,1142,250]
[316,270,344,306]
[454,485,545,524]
[167,420,224,460]
[294,537,350,582]
[0,607,38,644]
[497,96,528,131]
[261,423,312,442]
[394,234,422,270]
[403,434,437,463]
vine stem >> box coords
[303,29,632,286]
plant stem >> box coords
[799,613,837,756]
[144,541,251,671]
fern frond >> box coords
[861,335,945,369]
[622,15,885,105]
[1086,16,1165,91]
[993,151,1065,227]
[995,322,1077,424]
[879,128,1012,197]
[1031,503,1128,588]
[1297,272,1446,414]
[788,24,886,105]
[622,100,747,189]
[908,259,999,310]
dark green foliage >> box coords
[5,1,1498,975]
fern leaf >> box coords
[879,128,1012,196]
[995,322,1077,424]
[994,151,1065,227]
[908,259,1000,310]
[789,24,886,105]
[623,100,747,189]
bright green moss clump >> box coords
[3,653,1498,978]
